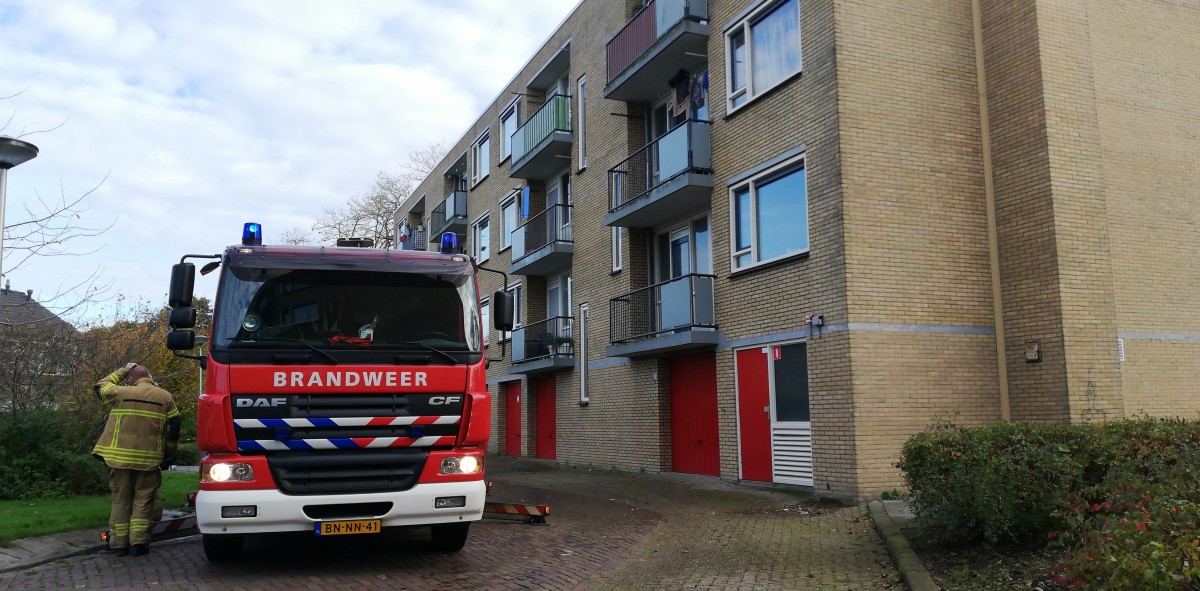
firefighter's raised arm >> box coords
[93,363,137,402]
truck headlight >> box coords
[202,462,255,482]
[439,455,481,475]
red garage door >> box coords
[534,377,556,460]
[669,353,720,476]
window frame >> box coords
[728,153,808,272]
[472,213,491,263]
[724,0,803,114]
[500,193,518,251]
[611,226,623,273]
[577,75,587,170]
[480,297,491,346]
[472,130,491,185]
[500,99,520,162]
[499,282,522,342]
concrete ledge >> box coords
[868,501,940,591]
[0,531,106,574]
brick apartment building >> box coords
[394,0,1200,500]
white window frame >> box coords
[578,303,590,405]
[611,226,623,272]
[500,99,520,161]
[577,75,587,170]
[500,282,522,342]
[728,153,808,271]
[472,130,491,184]
[473,213,491,262]
[500,193,518,251]
[725,0,803,114]
[480,297,491,346]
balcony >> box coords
[510,316,575,374]
[606,273,719,358]
[509,94,572,180]
[430,190,467,239]
[606,120,713,228]
[398,230,426,252]
[605,0,709,102]
[509,204,573,277]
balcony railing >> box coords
[610,273,716,344]
[430,190,467,235]
[609,119,712,214]
[399,230,426,251]
[511,94,571,165]
[606,0,708,82]
[512,316,574,363]
[512,203,573,263]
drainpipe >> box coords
[972,0,1011,420]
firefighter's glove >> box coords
[159,457,176,471]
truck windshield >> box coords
[211,266,482,355]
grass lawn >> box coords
[0,471,198,546]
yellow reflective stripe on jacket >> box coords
[92,447,162,461]
[95,369,127,403]
[112,408,170,421]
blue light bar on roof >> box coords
[439,232,459,253]
[242,222,263,246]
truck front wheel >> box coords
[429,522,470,552]
[202,534,245,561]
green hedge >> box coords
[899,418,1200,590]
[0,410,109,499]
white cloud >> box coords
[0,0,578,322]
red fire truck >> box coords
[166,224,512,561]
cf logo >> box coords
[429,396,462,405]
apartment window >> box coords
[472,131,490,183]
[726,0,802,111]
[481,298,491,345]
[501,100,519,160]
[611,226,623,272]
[473,214,490,262]
[501,283,522,341]
[500,195,518,250]
[577,75,587,170]
[730,155,807,270]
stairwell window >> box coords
[730,154,808,271]
[473,214,491,263]
[472,131,490,184]
[726,0,802,112]
[501,100,519,161]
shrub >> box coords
[1054,485,1200,590]
[0,410,108,499]
[899,421,1092,545]
[174,441,201,466]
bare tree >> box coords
[312,142,446,249]
[278,226,317,245]
[2,91,115,319]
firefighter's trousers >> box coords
[108,468,161,549]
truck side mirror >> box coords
[169,263,196,308]
[169,307,198,329]
[492,290,514,332]
[166,330,196,351]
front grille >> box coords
[268,449,427,495]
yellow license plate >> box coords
[315,519,382,536]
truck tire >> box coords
[429,522,470,552]
[202,534,244,561]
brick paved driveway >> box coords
[0,456,897,590]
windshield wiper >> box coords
[233,337,338,365]
[392,341,459,365]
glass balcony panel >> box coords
[608,120,712,214]
[658,278,694,330]
[512,94,572,165]
[512,316,574,363]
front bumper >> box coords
[195,481,486,535]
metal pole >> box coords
[0,166,7,282]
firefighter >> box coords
[92,363,181,557]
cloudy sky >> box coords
[0,0,578,324]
